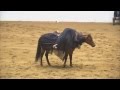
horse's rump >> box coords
[36,33,59,61]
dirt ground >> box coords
[0,21,120,79]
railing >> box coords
[113,11,120,25]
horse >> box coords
[35,31,60,66]
[53,28,95,67]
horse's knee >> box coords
[64,56,67,60]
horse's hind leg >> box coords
[40,50,45,66]
[45,51,51,66]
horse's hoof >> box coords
[35,60,38,62]
[34,61,37,63]
[40,64,43,66]
[48,64,51,66]
[62,65,66,68]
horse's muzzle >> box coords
[92,43,96,47]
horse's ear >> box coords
[87,34,91,38]
[88,34,91,36]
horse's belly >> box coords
[53,50,65,60]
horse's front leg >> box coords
[45,51,51,66]
[69,54,73,67]
[69,50,73,67]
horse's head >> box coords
[84,34,95,47]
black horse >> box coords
[35,31,60,66]
[53,28,95,67]
[35,28,95,67]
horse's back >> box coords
[37,33,59,52]
[40,33,58,44]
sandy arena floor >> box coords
[0,21,120,79]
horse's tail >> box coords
[35,38,42,62]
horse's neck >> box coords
[78,35,86,45]
[73,36,85,49]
